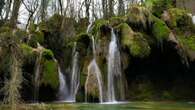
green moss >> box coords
[38,21,48,31]
[91,19,109,35]
[145,0,173,17]
[119,23,151,58]
[42,49,54,60]
[74,33,90,56]
[75,18,88,34]
[47,14,63,32]
[126,5,152,31]
[76,33,90,43]
[29,31,44,47]
[41,60,59,89]
[109,16,127,27]
[14,29,27,40]
[152,16,170,42]
[178,35,195,51]
[0,26,12,33]
[167,8,193,31]
[20,43,34,56]
[28,22,37,33]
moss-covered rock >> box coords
[126,5,153,32]
[145,0,174,17]
[21,43,34,56]
[177,35,195,61]
[42,48,54,60]
[75,18,88,34]
[178,35,195,51]
[152,16,170,42]
[28,31,44,47]
[118,23,151,58]
[75,33,91,56]
[21,43,59,90]
[41,59,59,90]
[166,8,194,32]
[46,14,64,32]
[91,19,109,36]
[109,16,127,27]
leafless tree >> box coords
[21,0,39,29]
[3,0,12,21]
[10,0,21,28]
[118,0,125,16]
[85,0,91,19]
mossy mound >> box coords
[109,16,127,27]
[126,5,152,32]
[152,16,171,43]
[0,27,27,46]
[21,44,54,60]
[91,19,109,36]
[178,35,195,51]
[177,35,195,61]
[75,33,90,56]
[46,14,64,32]
[75,18,89,34]
[118,23,151,58]
[28,31,44,48]
[166,8,194,31]
[145,0,174,17]
[21,43,34,56]
[21,43,58,90]
[41,59,59,90]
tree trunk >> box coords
[108,0,114,17]
[40,0,48,21]
[9,0,21,28]
[118,0,125,16]
[4,0,12,21]
[0,0,5,17]
[58,0,63,15]
[85,0,91,19]
[102,0,108,18]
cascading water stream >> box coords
[70,43,80,102]
[34,43,43,102]
[192,16,195,24]
[85,22,104,103]
[58,42,80,102]
[107,28,125,102]
[58,67,70,101]
[87,21,93,33]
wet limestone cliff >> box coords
[1,0,195,102]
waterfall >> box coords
[58,43,80,102]
[87,21,93,33]
[85,36,103,103]
[58,67,70,101]
[34,43,43,102]
[70,43,80,102]
[193,16,195,24]
[107,28,124,102]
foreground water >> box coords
[1,102,195,110]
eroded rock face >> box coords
[21,43,59,101]
[85,59,102,100]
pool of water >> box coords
[1,102,195,110]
